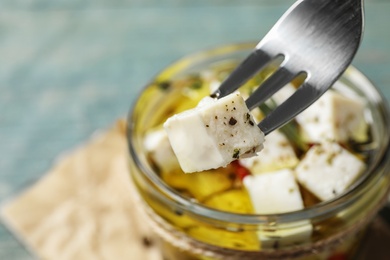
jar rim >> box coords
[127,42,390,225]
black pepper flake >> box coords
[249,120,254,126]
[229,117,237,125]
[157,81,171,90]
[142,237,154,247]
[174,209,183,216]
[332,189,337,195]
[206,124,209,127]
[215,116,218,119]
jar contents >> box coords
[142,63,372,252]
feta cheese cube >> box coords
[143,128,180,173]
[295,142,366,201]
[243,169,312,247]
[239,130,299,174]
[208,80,263,123]
[243,169,304,214]
[296,89,367,143]
[164,92,265,173]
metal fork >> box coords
[212,0,364,135]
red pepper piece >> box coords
[231,161,251,181]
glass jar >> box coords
[126,43,390,259]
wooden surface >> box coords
[0,0,389,259]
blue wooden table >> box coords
[0,0,389,258]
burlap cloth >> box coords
[1,119,389,259]
[0,120,161,260]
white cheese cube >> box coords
[239,130,299,174]
[143,128,180,173]
[296,89,367,143]
[243,169,304,214]
[208,80,263,123]
[243,169,312,247]
[164,92,265,173]
[295,142,366,201]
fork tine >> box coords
[212,49,271,99]
[258,82,326,135]
[245,67,297,110]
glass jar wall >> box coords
[127,43,390,259]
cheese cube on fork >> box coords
[164,92,265,173]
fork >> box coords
[212,0,364,135]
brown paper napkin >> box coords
[1,120,161,260]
